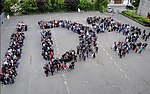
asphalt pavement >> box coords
[1,11,150,94]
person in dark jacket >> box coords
[50,64,54,76]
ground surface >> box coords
[1,11,150,94]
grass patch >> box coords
[122,10,150,27]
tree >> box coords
[45,0,53,12]
[57,0,65,11]
[94,0,103,11]
[0,0,4,14]
[36,0,48,12]
[94,0,109,12]
[3,0,18,15]
[20,0,38,14]
[79,0,95,11]
[51,0,55,6]
[64,0,79,11]
[49,0,58,12]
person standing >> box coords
[141,30,146,40]
[50,64,54,76]
[138,46,143,54]
[43,63,50,77]
[95,46,98,53]
[71,62,75,69]
[50,51,54,59]
[145,32,150,41]
[119,48,122,58]
[92,52,96,58]
[83,52,86,61]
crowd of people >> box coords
[16,22,27,32]
[87,16,116,33]
[112,41,148,58]
[40,29,76,77]
[87,16,149,58]
[43,50,76,77]
[77,28,98,61]
[41,30,54,61]
[111,31,148,58]
[0,30,25,85]
[38,19,99,76]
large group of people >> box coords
[43,50,76,77]
[0,30,25,85]
[40,29,76,77]
[41,30,54,61]
[77,27,98,61]
[87,16,116,33]
[16,22,27,32]
[0,14,148,84]
[112,41,148,58]
[111,30,148,58]
[87,16,149,58]
[87,16,150,41]
[38,19,99,76]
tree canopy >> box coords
[2,0,110,15]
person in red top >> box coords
[50,51,54,59]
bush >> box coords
[99,0,109,13]
[64,0,79,11]
[3,0,19,15]
[37,0,48,13]
[122,10,150,26]
[99,5,104,13]
[20,0,38,14]
[139,16,150,25]
[57,0,65,11]
[3,0,110,15]
[79,0,95,11]
[44,0,53,12]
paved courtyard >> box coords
[1,11,150,94]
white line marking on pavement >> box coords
[106,52,109,56]
[124,74,128,79]
[63,74,70,94]
[113,61,129,80]
[110,56,113,60]
[119,68,123,72]
[66,87,70,93]
[53,37,56,42]
[99,43,129,80]
[2,85,5,89]
[103,48,106,51]
[63,74,67,81]
[114,62,118,66]
[63,74,65,77]
[56,48,59,51]
[54,36,56,40]
[52,31,61,57]
[1,85,6,94]
[30,55,32,65]
[50,21,70,94]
